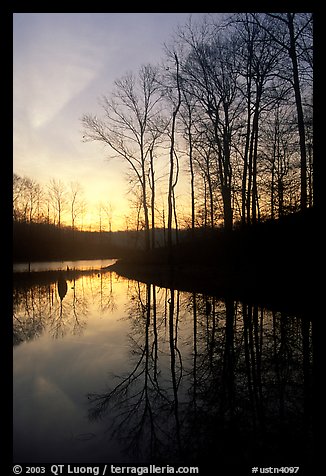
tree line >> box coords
[14,14,313,254]
[82,13,313,251]
[13,174,116,232]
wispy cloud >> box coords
[14,14,110,130]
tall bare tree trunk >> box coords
[149,147,156,249]
[287,13,307,211]
[167,54,182,257]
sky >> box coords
[13,12,211,231]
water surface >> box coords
[13,260,314,469]
[13,258,116,273]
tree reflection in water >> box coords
[13,271,313,470]
[13,269,116,344]
[87,283,313,470]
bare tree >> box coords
[193,142,217,229]
[101,201,114,234]
[179,89,200,233]
[69,181,84,231]
[223,13,291,225]
[178,22,242,230]
[82,64,164,250]
[250,13,313,211]
[164,52,182,254]
[13,174,44,223]
[259,102,301,218]
[48,178,67,228]
[13,173,26,221]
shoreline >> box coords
[110,259,315,319]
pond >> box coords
[13,260,314,471]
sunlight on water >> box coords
[13,265,314,467]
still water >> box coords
[13,258,117,273]
[13,261,314,469]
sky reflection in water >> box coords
[13,265,313,468]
